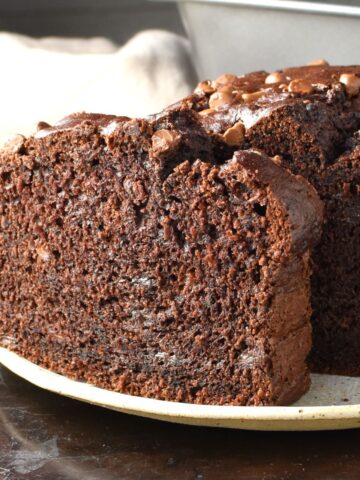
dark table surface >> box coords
[0,364,360,480]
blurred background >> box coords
[0,0,195,144]
[0,0,360,144]
[0,0,184,44]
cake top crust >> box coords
[8,64,358,148]
[195,64,360,103]
[192,64,360,136]
[33,112,129,139]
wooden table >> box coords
[0,364,359,480]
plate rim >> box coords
[1,347,360,423]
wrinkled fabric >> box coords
[0,30,196,145]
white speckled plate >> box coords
[1,347,359,431]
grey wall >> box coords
[0,0,184,44]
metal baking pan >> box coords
[156,0,360,78]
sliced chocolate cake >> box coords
[310,132,360,375]
[1,62,359,405]
[192,64,360,375]
[0,108,322,405]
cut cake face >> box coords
[193,65,360,375]
[0,107,322,405]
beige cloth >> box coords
[0,30,196,145]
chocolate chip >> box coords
[151,129,181,154]
[209,91,234,108]
[222,122,245,146]
[339,73,360,97]
[265,72,286,84]
[194,80,215,95]
[271,155,282,166]
[217,84,237,94]
[306,59,329,66]
[37,121,52,131]
[215,73,237,85]
[241,91,264,102]
[288,79,314,94]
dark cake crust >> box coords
[0,109,322,406]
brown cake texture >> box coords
[0,106,322,406]
[191,63,360,375]
[1,62,359,406]
[310,132,360,374]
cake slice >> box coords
[310,132,360,375]
[193,66,360,179]
[192,64,360,375]
[0,110,322,405]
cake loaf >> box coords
[191,63,360,375]
[310,132,360,374]
[0,108,322,406]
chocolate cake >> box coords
[1,62,359,406]
[191,63,360,375]
[0,107,322,406]
[310,132,360,375]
